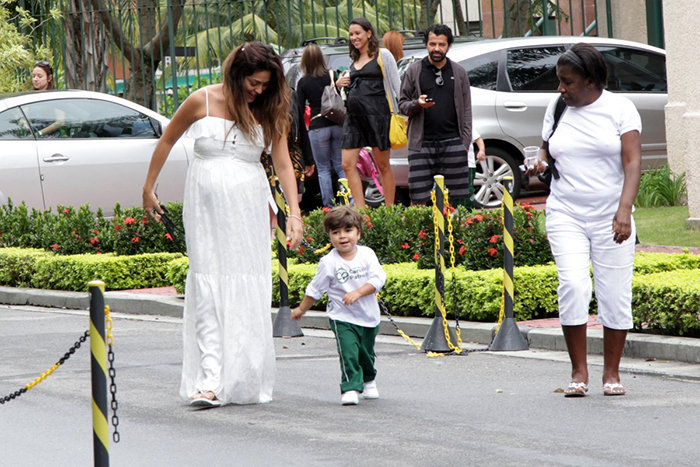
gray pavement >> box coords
[1,305,700,467]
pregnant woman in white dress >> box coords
[143,42,303,407]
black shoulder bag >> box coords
[538,96,567,186]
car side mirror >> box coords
[150,117,163,137]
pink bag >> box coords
[356,148,383,195]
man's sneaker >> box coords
[362,381,379,399]
[341,390,359,406]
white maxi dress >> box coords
[180,89,275,405]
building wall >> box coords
[663,2,700,225]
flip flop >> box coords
[603,382,626,396]
[190,393,222,407]
[564,381,589,397]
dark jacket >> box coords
[398,58,472,152]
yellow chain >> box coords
[24,307,112,392]
[336,189,351,206]
[430,188,463,355]
[494,206,506,333]
[313,243,332,255]
[105,305,114,346]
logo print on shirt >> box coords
[336,267,350,284]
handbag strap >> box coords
[545,96,567,180]
[376,51,395,115]
[328,69,337,92]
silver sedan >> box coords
[0,90,191,216]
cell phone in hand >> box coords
[425,97,434,102]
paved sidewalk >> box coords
[1,285,699,370]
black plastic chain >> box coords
[159,203,187,256]
[1,330,89,405]
[107,344,120,443]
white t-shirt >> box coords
[542,90,642,221]
[305,245,387,328]
[467,128,482,168]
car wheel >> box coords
[473,148,521,208]
[364,181,385,208]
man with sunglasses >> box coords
[399,24,472,205]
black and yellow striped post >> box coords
[489,177,529,351]
[272,177,304,338]
[88,280,110,467]
[337,177,351,206]
[422,175,458,352]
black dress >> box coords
[340,56,391,151]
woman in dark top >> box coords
[336,17,400,209]
[297,44,345,207]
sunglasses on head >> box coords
[35,61,53,72]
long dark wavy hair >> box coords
[222,42,291,147]
[348,17,380,63]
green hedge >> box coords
[0,248,182,291]
[632,269,700,336]
[166,251,700,334]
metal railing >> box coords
[13,0,606,115]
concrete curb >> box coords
[2,286,699,365]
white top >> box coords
[305,245,387,328]
[467,128,482,168]
[542,90,642,221]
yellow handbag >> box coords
[377,51,408,150]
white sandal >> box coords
[564,381,589,397]
[603,382,626,396]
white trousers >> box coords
[546,209,636,330]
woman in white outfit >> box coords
[536,43,641,397]
[143,42,303,407]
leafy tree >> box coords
[89,0,186,109]
[0,0,60,93]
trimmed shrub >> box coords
[0,248,182,291]
[166,257,190,294]
[632,269,700,337]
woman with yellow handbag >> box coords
[336,17,403,209]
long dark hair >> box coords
[222,42,291,147]
[348,18,379,63]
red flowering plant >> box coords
[288,205,428,265]
[455,203,552,270]
[0,200,186,255]
[286,208,330,264]
[109,203,185,256]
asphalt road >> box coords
[1,305,699,467]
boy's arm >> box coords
[291,295,317,320]
[343,283,377,306]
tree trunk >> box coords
[90,0,185,110]
[503,0,532,37]
[419,0,442,30]
[452,0,468,36]
[64,0,108,91]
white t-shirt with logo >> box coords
[305,245,387,328]
[542,90,642,221]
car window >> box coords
[20,98,158,139]
[460,51,499,91]
[506,46,565,91]
[596,46,667,92]
[0,108,34,140]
